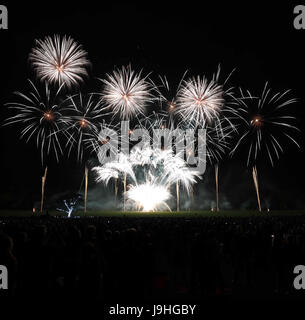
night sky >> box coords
[0,2,304,210]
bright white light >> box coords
[127,183,171,212]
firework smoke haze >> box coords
[29,35,91,88]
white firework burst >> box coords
[164,153,201,195]
[93,144,202,211]
[92,166,119,185]
[29,34,90,88]
[4,80,67,163]
[126,182,171,212]
[93,152,136,186]
[99,66,155,120]
[175,75,224,127]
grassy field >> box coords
[0,209,305,218]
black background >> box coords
[0,1,304,210]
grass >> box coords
[0,209,305,218]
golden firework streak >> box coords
[84,166,88,215]
[252,166,262,212]
[40,166,48,213]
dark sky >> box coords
[0,2,304,209]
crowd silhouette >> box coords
[0,215,305,301]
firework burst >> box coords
[231,83,300,211]
[29,34,90,88]
[62,93,105,162]
[174,67,240,131]
[175,75,224,126]
[4,80,67,163]
[92,166,119,185]
[126,182,171,212]
[157,73,187,116]
[99,66,155,120]
[93,144,201,212]
[231,83,300,167]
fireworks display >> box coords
[3,34,301,215]
[29,35,91,88]
[93,144,201,212]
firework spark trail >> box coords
[205,121,234,211]
[99,66,156,120]
[84,166,88,215]
[92,166,119,185]
[252,166,261,212]
[206,121,234,165]
[89,121,122,167]
[136,111,172,133]
[163,153,198,192]
[62,93,106,162]
[157,72,188,117]
[93,152,136,183]
[231,83,300,211]
[29,34,90,88]
[40,167,48,213]
[4,80,67,163]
